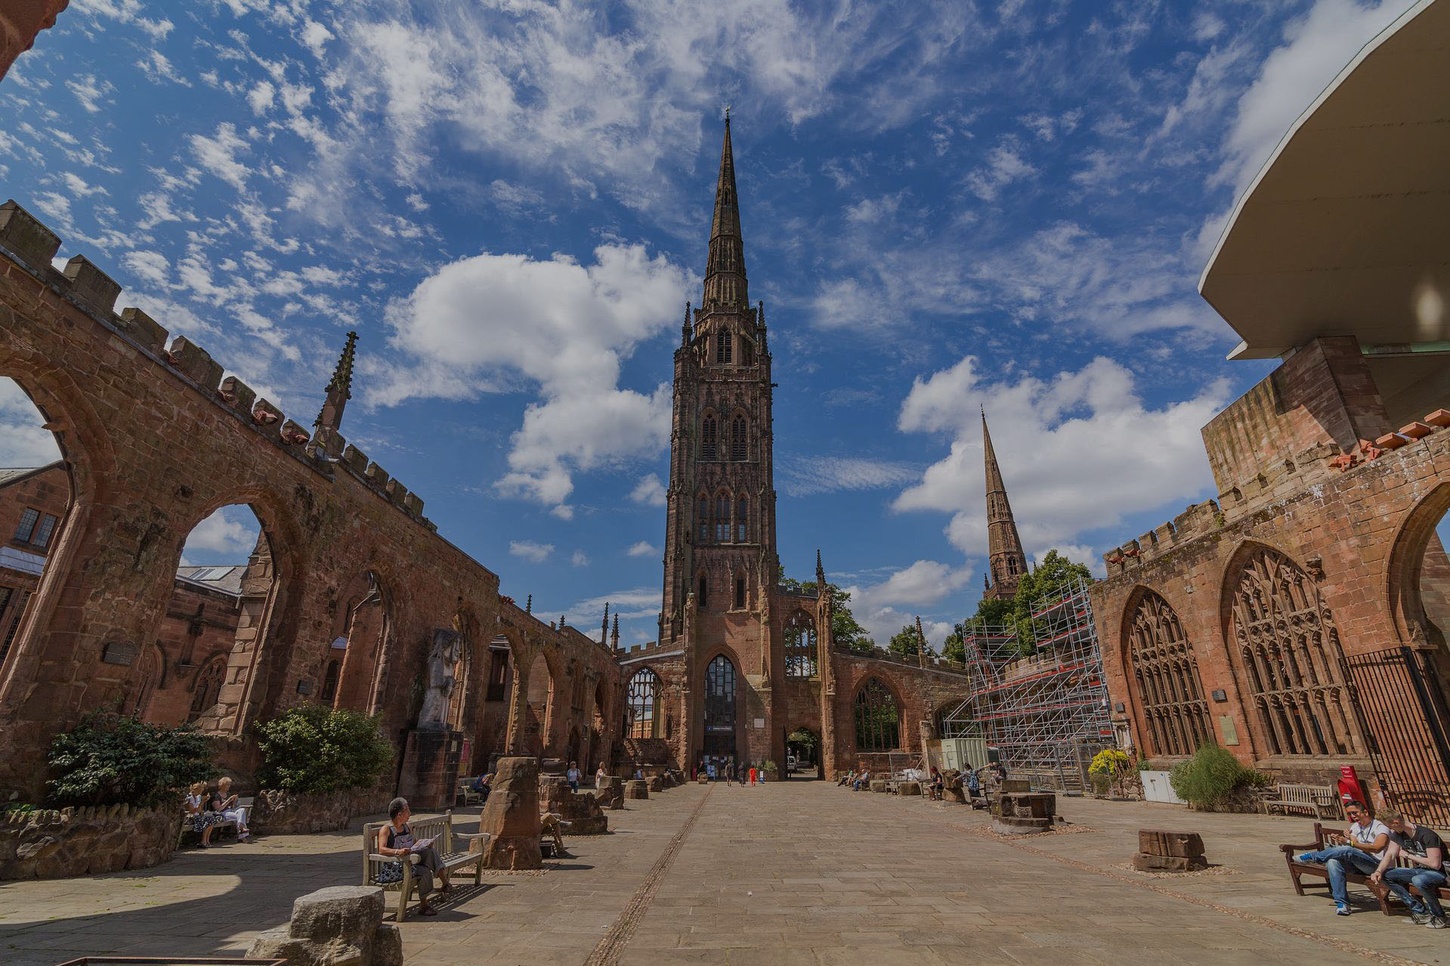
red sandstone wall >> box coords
[1094,346,1450,777]
[0,204,620,800]
[0,0,68,82]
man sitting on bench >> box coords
[1294,800,1388,915]
[1370,809,1448,928]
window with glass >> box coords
[716,331,733,364]
[735,497,747,542]
[715,494,730,542]
[697,494,710,542]
[731,416,747,460]
[13,508,38,543]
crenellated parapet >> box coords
[0,198,430,528]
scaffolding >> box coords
[939,577,1114,793]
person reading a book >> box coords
[214,777,251,840]
[375,797,450,915]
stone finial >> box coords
[314,330,358,431]
[682,301,692,344]
[601,603,609,644]
[525,594,532,614]
[611,613,620,649]
[815,548,825,588]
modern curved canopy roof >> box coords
[1199,0,1450,363]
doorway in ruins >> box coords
[702,654,738,758]
[0,378,73,684]
[787,726,820,778]
[177,503,281,732]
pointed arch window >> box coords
[1229,547,1361,757]
[190,656,227,720]
[704,655,737,742]
[627,669,661,739]
[715,493,730,542]
[735,497,748,542]
[697,574,709,610]
[321,659,341,702]
[855,677,901,751]
[1127,590,1212,757]
[701,415,718,461]
[697,494,710,542]
[731,416,748,461]
[716,331,733,364]
[785,611,818,678]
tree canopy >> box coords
[963,550,1095,657]
[887,623,924,658]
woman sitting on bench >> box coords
[375,797,451,916]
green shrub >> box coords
[254,705,393,795]
[47,713,214,809]
[1168,743,1262,808]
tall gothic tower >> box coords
[982,410,1029,600]
[660,116,778,642]
[658,116,779,760]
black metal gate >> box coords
[1344,646,1450,827]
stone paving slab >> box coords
[2,782,1448,964]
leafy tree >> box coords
[941,622,966,664]
[779,574,875,654]
[255,705,394,795]
[887,624,923,658]
[47,712,214,809]
[964,551,1096,658]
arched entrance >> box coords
[787,726,820,778]
[526,652,555,758]
[703,654,737,758]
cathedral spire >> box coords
[982,410,1029,601]
[701,113,748,310]
[314,330,358,432]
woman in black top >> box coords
[375,797,450,916]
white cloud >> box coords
[0,378,63,467]
[248,80,276,115]
[122,249,170,286]
[845,559,975,647]
[189,122,252,191]
[378,243,691,509]
[630,474,667,507]
[571,550,590,567]
[964,138,1036,202]
[509,540,553,563]
[181,506,259,563]
[1214,0,1411,195]
[627,541,658,558]
[778,456,919,498]
[895,355,1230,556]
[65,75,109,113]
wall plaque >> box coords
[101,640,138,666]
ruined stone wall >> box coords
[823,652,975,778]
[1093,341,1450,777]
[145,579,242,726]
[0,201,619,801]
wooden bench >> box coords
[1280,821,1450,916]
[179,796,254,846]
[363,810,490,921]
[1263,783,1339,818]
[456,780,482,806]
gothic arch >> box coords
[701,647,741,757]
[1221,541,1363,758]
[730,410,749,461]
[525,647,563,758]
[332,569,393,714]
[853,675,903,752]
[713,489,731,543]
[784,608,817,678]
[700,410,720,461]
[189,653,227,722]
[626,667,661,738]
[1119,586,1212,757]
[1386,481,1450,646]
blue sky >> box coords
[0,0,1420,649]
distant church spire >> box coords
[314,330,358,431]
[982,410,1029,601]
[701,113,748,310]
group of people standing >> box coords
[695,755,765,784]
[183,776,251,847]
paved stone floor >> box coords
[3,781,1450,965]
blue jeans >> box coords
[1301,846,1380,903]
[1383,866,1448,917]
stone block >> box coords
[1137,829,1205,858]
[341,444,369,473]
[624,779,649,800]
[1401,421,1434,440]
[248,885,399,966]
[478,756,542,870]
[593,776,623,809]
[312,425,344,459]
[118,306,170,353]
[365,462,390,489]
[1376,433,1407,450]
[166,336,224,391]
[218,375,257,414]
[62,255,122,315]
[897,781,921,796]
[0,200,61,267]
[280,419,310,445]
[1425,409,1450,428]
[384,478,408,505]
[403,492,424,516]
[252,398,283,426]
